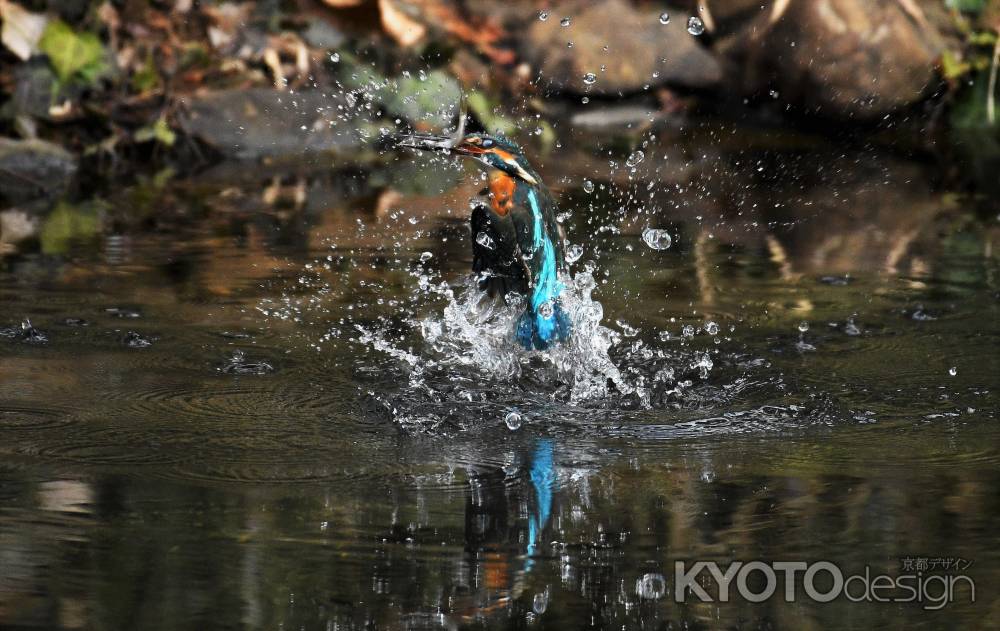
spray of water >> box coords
[351,252,708,417]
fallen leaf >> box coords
[39,19,106,83]
[379,0,426,47]
[417,0,514,64]
[0,0,48,61]
[134,116,176,146]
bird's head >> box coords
[393,131,540,186]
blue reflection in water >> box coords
[526,438,554,567]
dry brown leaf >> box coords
[0,0,48,61]
[896,0,930,33]
[262,47,284,89]
[770,0,791,24]
[322,0,365,6]
[417,0,514,64]
[379,0,426,47]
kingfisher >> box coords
[393,129,571,350]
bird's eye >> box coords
[481,138,494,148]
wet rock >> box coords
[0,138,77,203]
[8,60,68,120]
[720,0,949,118]
[301,17,347,49]
[569,104,661,130]
[522,0,722,95]
[178,88,368,161]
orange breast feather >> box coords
[488,171,516,216]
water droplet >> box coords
[636,572,667,599]
[583,72,597,85]
[566,244,584,263]
[532,591,548,614]
[419,251,433,262]
[693,352,713,378]
[641,228,672,250]
[330,52,340,63]
[844,318,861,336]
[617,320,639,337]
[538,300,555,320]
[687,16,704,35]
[583,179,595,193]
[948,366,957,376]
[682,325,695,338]
[581,96,590,104]
[475,232,495,249]
[538,10,549,21]
[659,12,670,25]
[769,89,779,98]
[626,150,644,167]
[124,331,152,348]
[798,321,809,333]
[504,411,522,430]
[704,321,719,336]
[560,17,571,27]
[505,293,525,310]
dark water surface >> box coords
[1,137,999,630]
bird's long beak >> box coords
[390,133,458,152]
[390,106,467,152]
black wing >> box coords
[470,200,528,299]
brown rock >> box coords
[722,0,948,118]
[522,0,722,95]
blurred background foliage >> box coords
[0,0,998,202]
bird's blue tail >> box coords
[516,301,571,350]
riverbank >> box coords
[0,0,997,205]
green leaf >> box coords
[968,31,998,46]
[39,19,106,84]
[945,0,986,12]
[39,201,101,255]
[466,90,516,136]
[384,70,461,130]
[131,51,160,94]
[134,116,176,146]
[941,50,971,79]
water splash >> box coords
[351,254,733,425]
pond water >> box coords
[1,132,998,629]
